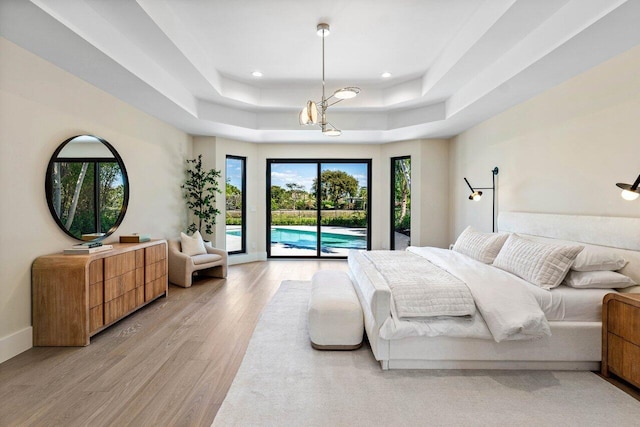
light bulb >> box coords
[299,107,309,125]
[621,189,640,201]
[307,101,318,124]
[468,191,482,201]
[334,87,360,99]
[323,127,341,136]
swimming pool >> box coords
[227,227,367,251]
[272,227,366,251]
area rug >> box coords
[213,281,640,426]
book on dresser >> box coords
[64,244,113,255]
[119,234,151,243]
[72,241,103,249]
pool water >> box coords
[228,227,366,251]
[272,228,366,250]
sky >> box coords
[226,157,244,189]
[269,162,368,192]
[225,159,369,192]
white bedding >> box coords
[362,251,475,319]
[350,247,612,343]
[351,248,553,342]
[407,247,551,342]
[531,285,614,321]
[407,248,614,322]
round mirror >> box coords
[45,135,129,241]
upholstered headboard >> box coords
[497,212,640,287]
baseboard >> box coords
[385,359,601,371]
[0,326,32,364]
[229,252,267,265]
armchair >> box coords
[168,240,228,287]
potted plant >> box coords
[182,154,222,240]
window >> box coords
[267,159,371,258]
[391,156,411,250]
[225,155,246,254]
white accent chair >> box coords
[168,240,228,287]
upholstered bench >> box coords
[308,270,364,350]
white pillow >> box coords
[180,231,207,256]
[492,234,584,290]
[452,226,509,264]
[571,246,627,272]
[563,270,637,289]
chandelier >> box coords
[298,23,361,137]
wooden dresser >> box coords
[32,240,168,346]
[602,293,640,388]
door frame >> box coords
[266,158,372,258]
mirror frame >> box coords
[45,134,130,242]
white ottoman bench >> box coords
[308,270,364,350]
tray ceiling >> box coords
[2,0,639,143]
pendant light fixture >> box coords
[299,23,361,136]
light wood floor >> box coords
[0,259,348,427]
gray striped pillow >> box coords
[493,234,584,289]
[452,226,509,264]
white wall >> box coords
[192,136,262,264]
[0,38,191,362]
[380,139,450,249]
[450,44,640,241]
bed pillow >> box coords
[180,231,207,256]
[492,234,584,290]
[571,247,627,272]
[563,270,637,289]
[452,226,509,264]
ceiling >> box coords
[2,0,640,144]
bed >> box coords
[347,212,640,370]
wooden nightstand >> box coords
[602,293,640,389]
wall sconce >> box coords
[616,174,640,201]
[464,167,499,232]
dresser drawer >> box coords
[608,300,640,345]
[89,260,103,284]
[145,243,166,265]
[135,249,144,268]
[89,282,103,308]
[89,305,104,333]
[104,252,136,280]
[104,270,136,302]
[145,258,166,283]
[608,333,640,388]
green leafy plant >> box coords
[182,154,222,236]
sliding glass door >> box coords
[391,156,411,250]
[268,162,318,256]
[267,159,371,258]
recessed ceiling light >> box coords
[252,71,263,77]
[381,72,392,78]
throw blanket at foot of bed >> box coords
[407,247,551,342]
[362,251,475,319]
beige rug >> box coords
[213,281,640,426]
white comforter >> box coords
[371,247,551,342]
